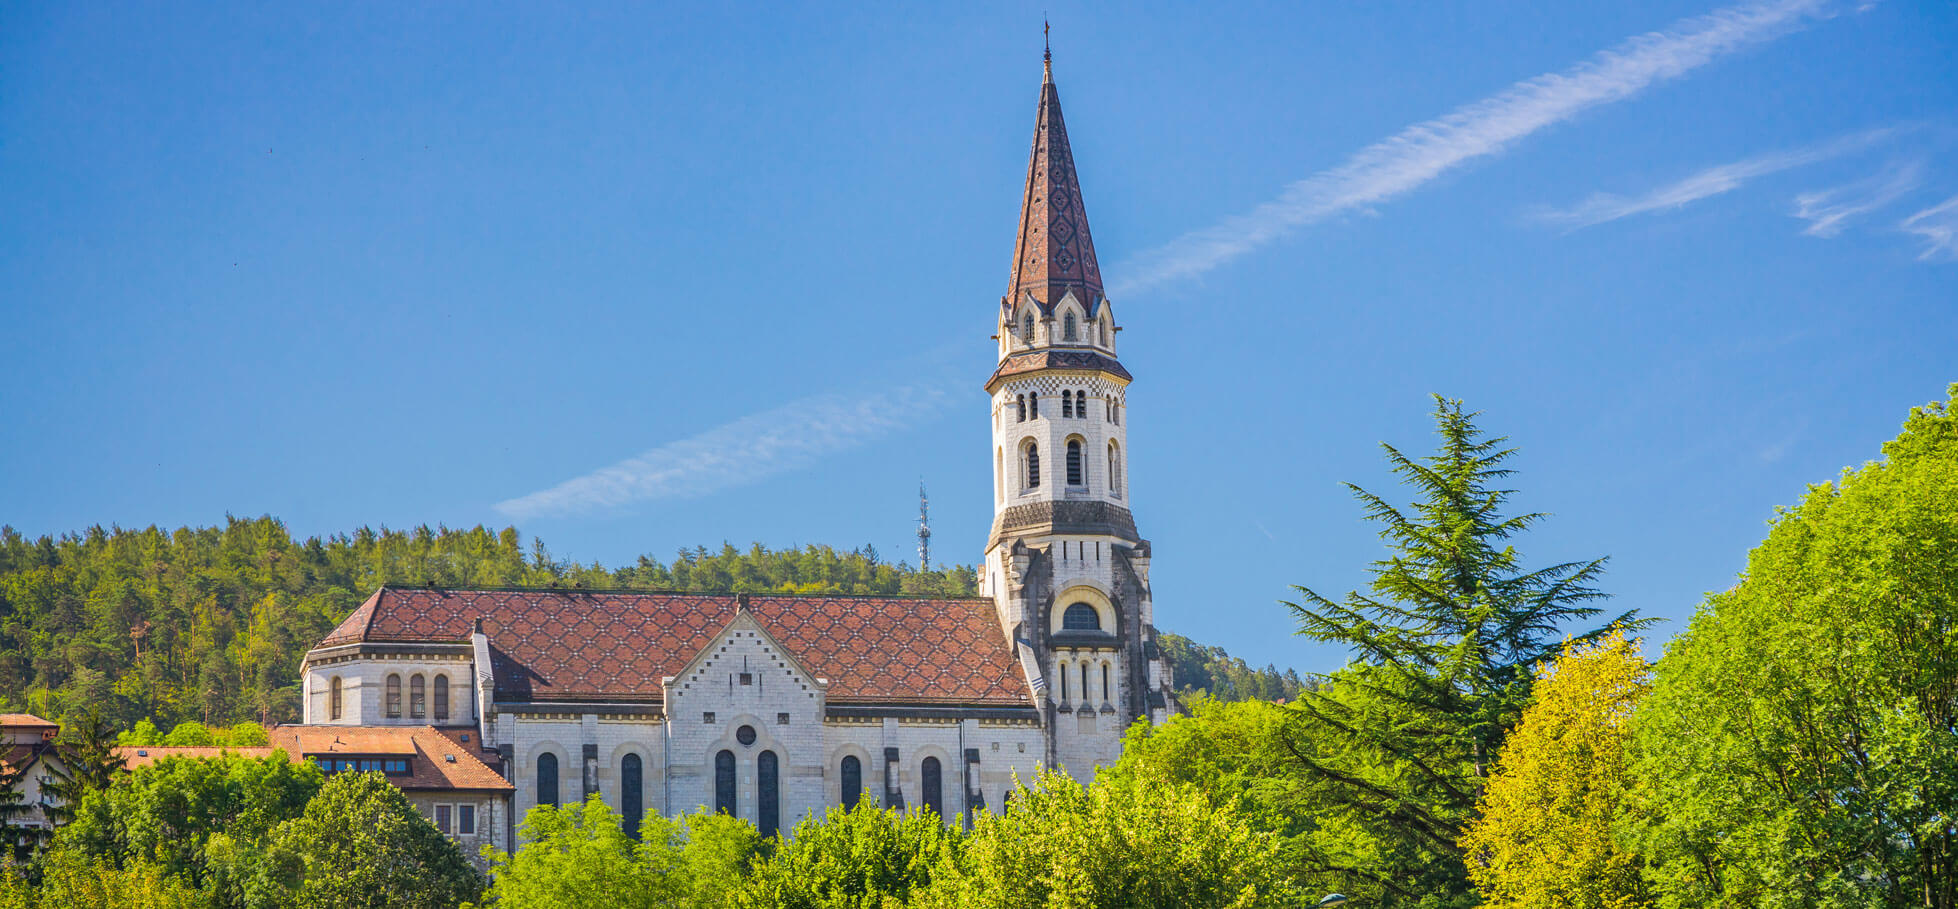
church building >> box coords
[294,50,1175,853]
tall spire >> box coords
[1007,35,1102,315]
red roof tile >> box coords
[270,725,511,792]
[317,587,1032,708]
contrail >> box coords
[1110,0,1838,295]
[1536,128,1895,229]
[494,381,957,520]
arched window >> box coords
[1063,312,1077,341]
[1066,440,1084,486]
[1060,660,1070,700]
[1112,401,1120,425]
[1081,663,1090,700]
[433,675,449,722]
[621,753,644,839]
[1015,394,1026,422]
[1028,392,1039,419]
[328,676,343,721]
[1062,393,1074,419]
[715,750,736,816]
[1103,663,1112,701]
[385,674,402,719]
[1022,313,1034,344]
[841,755,863,810]
[758,750,780,838]
[409,674,426,718]
[1063,603,1101,631]
[1023,442,1040,491]
[537,752,560,807]
[920,757,943,819]
[994,448,1004,503]
[1109,442,1123,498]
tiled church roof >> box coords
[319,587,1031,709]
[986,348,1132,388]
[1006,54,1103,313]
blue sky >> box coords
[4,1,1954,674]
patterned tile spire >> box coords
[1007,41,1102,313]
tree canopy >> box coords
[1279,396,1635,907]
[1626,386,1958,908]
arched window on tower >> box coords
[1063,603,1101,631]
[1076,390,1088,417]
[841,755,863,809]
[1022,441,1040,491]
[433,675,449,722]
[1028,392,1039,419]
[409,674,426,719]
[1109,442,1123,498]
[385,674,402,719]
[1022,313,1035,344]
[328,676,342,721]
[995,448,1004,504]
[538,752,560,807]
[1062,392,1074,419]
[1015,395,1026,422]
[1063,312,1077,341]
[1066,440,1083,486]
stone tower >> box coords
[980,48,1176,779]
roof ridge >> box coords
[373,583,991,603]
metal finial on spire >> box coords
[1043,18,1052,82]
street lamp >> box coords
[1315,896,1349,908]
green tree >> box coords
[475,795,691,909]
[1627,386,1958,909]
[52,753,322,903]
[22,853,203,909]
[43,710,127,827]
[1460,632,1651,909]
[734,800,958,909]
[1106,695,1309,839]
[1280,396,1635,907]
[916,770,1301,908]
[676,812,762,909]
[254,771,483,909]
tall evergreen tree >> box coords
[1279,396,1637,907]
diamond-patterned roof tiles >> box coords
[319,587,1032,707]
[1007,60,1103,312]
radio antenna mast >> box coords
[916,481,932,571]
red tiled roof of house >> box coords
[269,725,512,792]
[318,587,1033,708]
[115,745,278,769]
[0,714,57,730]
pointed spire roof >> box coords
[1007,48,1103,314]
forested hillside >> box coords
[0,519,1292,730]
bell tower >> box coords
[981,46,1176,779]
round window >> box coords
[736,725,757,747]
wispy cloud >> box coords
[1900,194,1958,262]
[1537,129,1892,228]
[494,382,956,520]
[1792,161,1922,237]
[1110,0,1837,295]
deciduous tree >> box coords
[1627,386,1958,909]
[1461,631,1651,909]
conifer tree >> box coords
[1280,395,1637,907]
